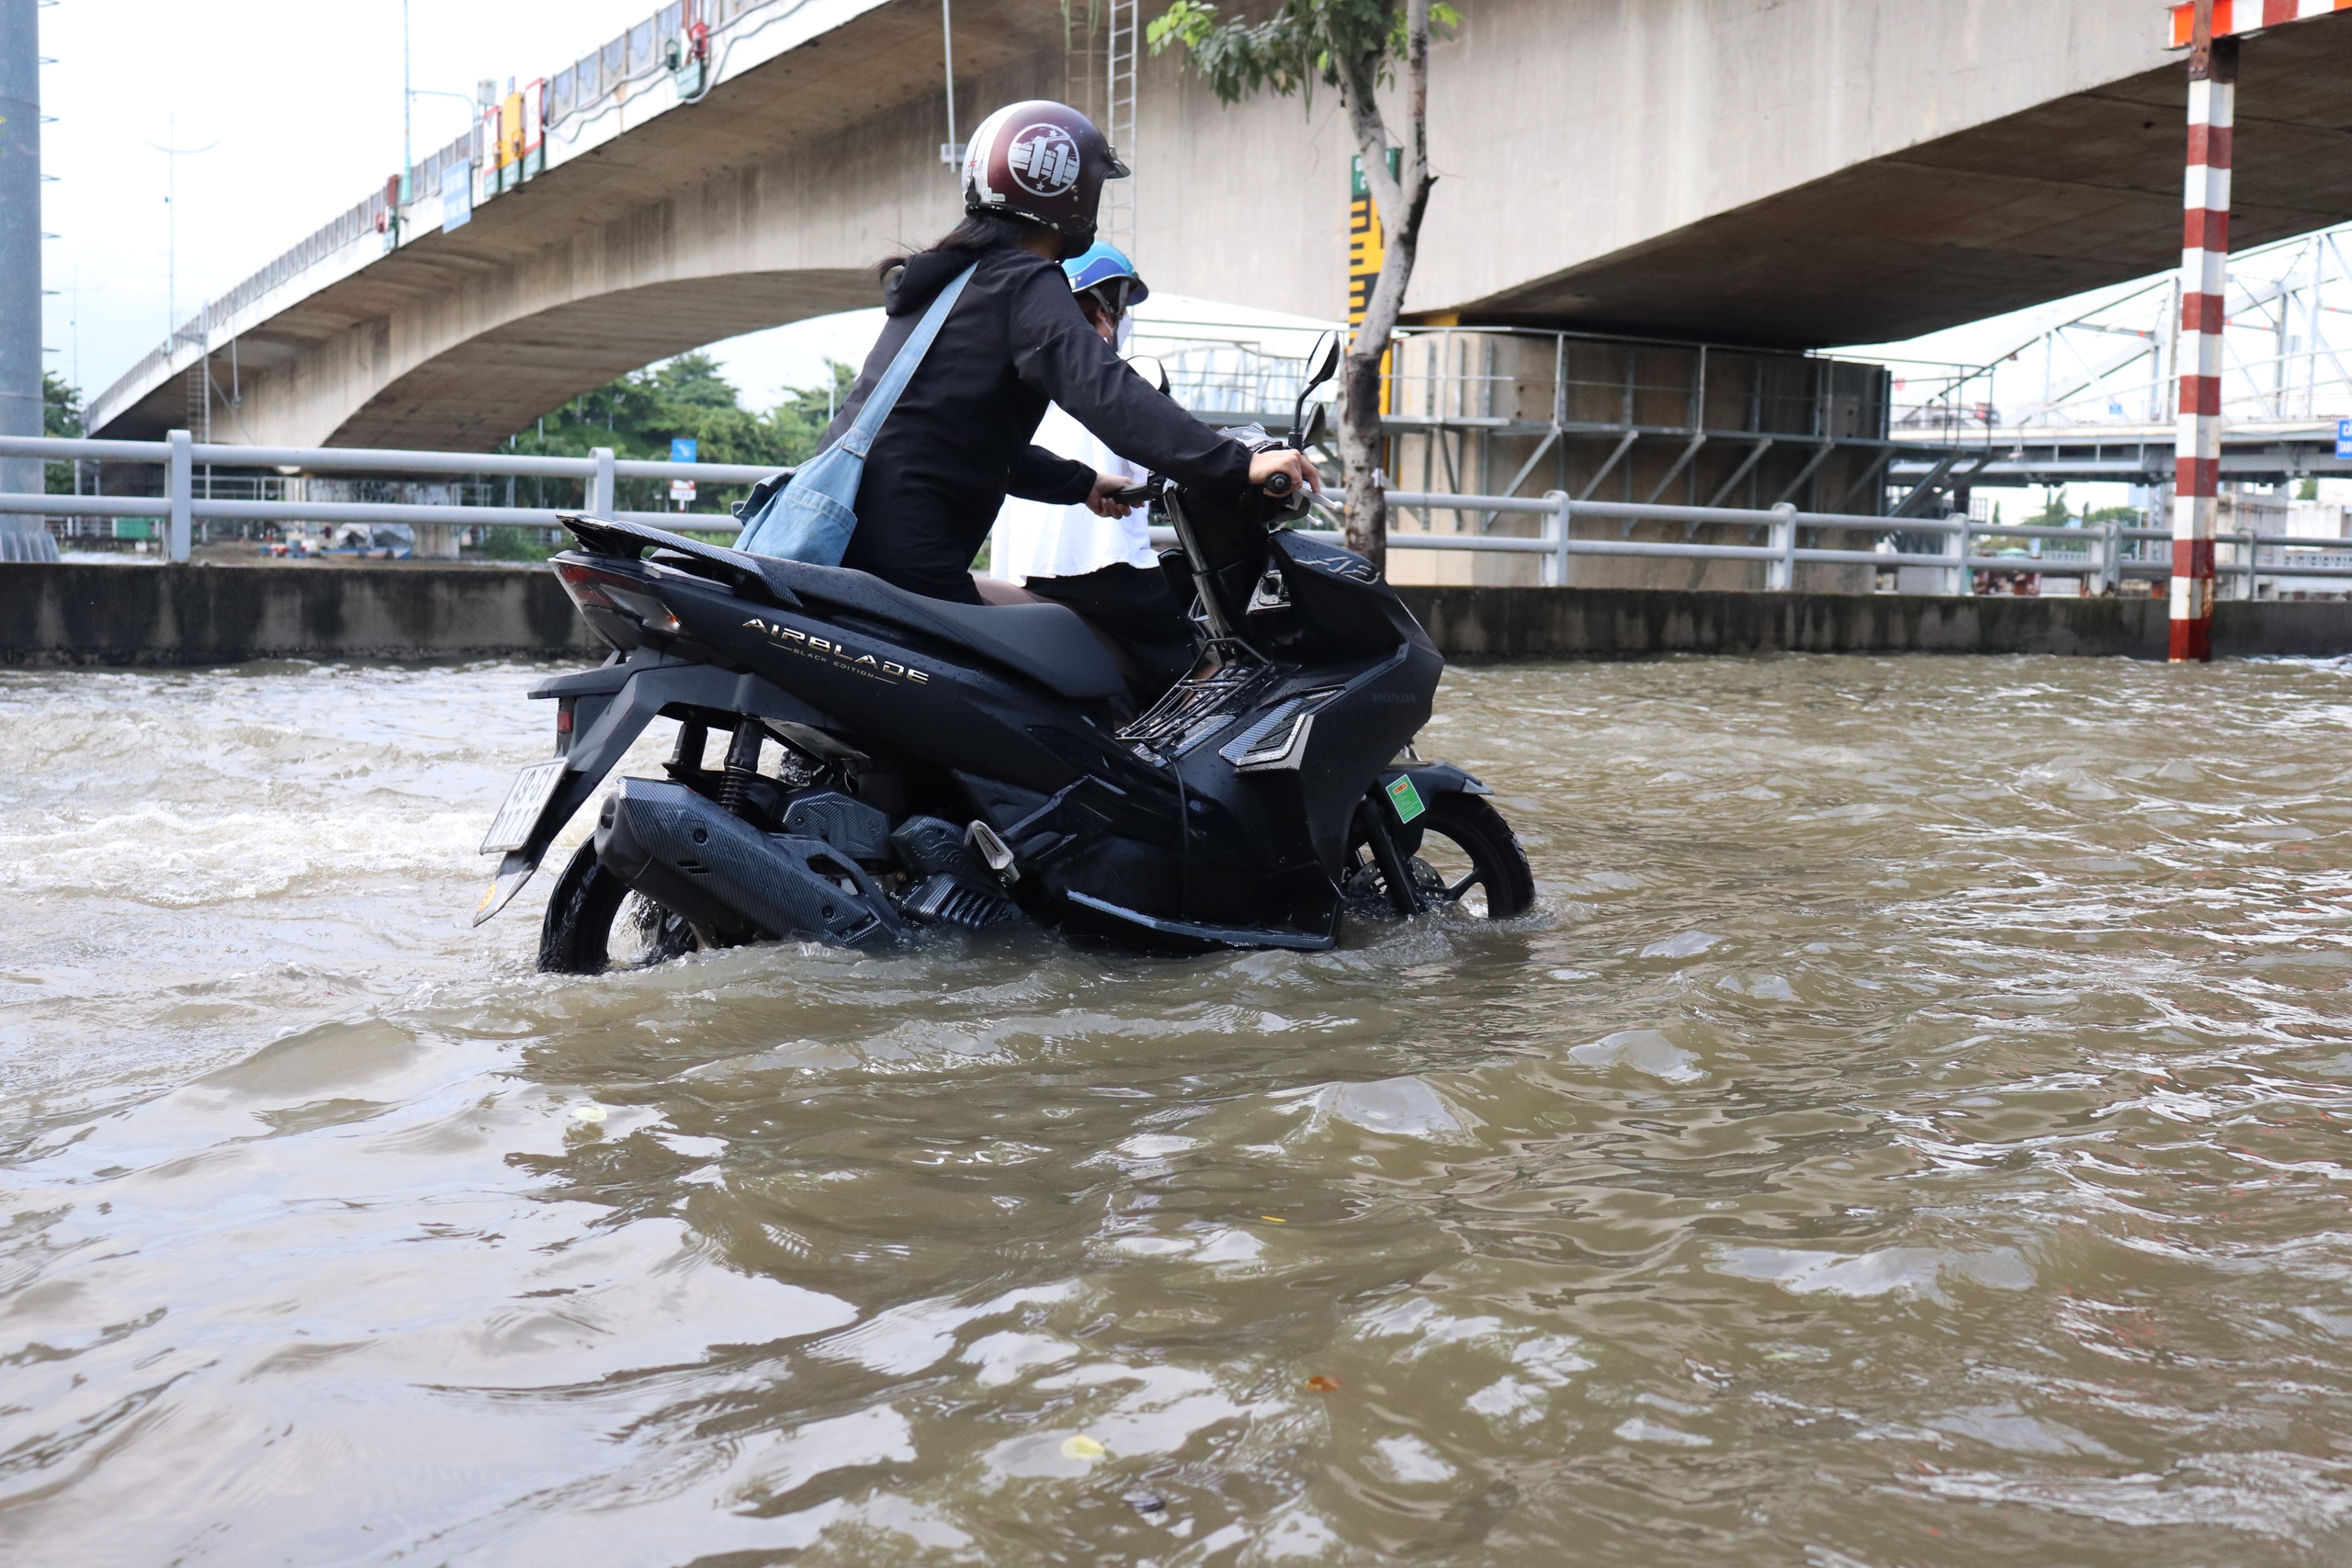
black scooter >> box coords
[472,333,1533,969]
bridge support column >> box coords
[2171,7,2234,663]
[0,0,58,562]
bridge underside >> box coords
[1458,20,2352,346]
[330,272,872,450]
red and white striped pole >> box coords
[2172,2,2236,663]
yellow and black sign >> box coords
[1348,152,1400,413]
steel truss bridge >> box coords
[1887,219,2352,500]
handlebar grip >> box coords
[1262,471,1295,498]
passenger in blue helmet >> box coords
[1062,241,1151,311]
[986,243,1193,688]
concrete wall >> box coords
[8,563,2350,668]
[1399,586,2352,661]
[0,564,600,666]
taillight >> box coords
[557,561,681,649]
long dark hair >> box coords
[876,210,1046,279]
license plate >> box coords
[480,760,568,854]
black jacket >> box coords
[823,245,1255,603]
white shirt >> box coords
[990,402,1155,584]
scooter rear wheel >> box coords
[537,841,704,974]
[1344,794,1536,921]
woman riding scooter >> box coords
[740,99,1317,604]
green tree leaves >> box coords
[1146,1,1458,107]
[502,353,854,514]
[43,373,83,495]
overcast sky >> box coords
[38,0,655,401]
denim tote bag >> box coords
[737,263,978,564]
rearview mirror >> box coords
[1125,354,1170,395]
[1304,330,1341,394]
[1293,331,1342,446]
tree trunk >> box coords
[1340,349,1388,574]
[1332,0,1432,578]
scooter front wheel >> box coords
[537,840,705,973]
[1344,793,1536,921]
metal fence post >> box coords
[2100,517,2120,594]
[1767,501,1795,592]
[167,428,193,562]
[1944,513,1970,597]
[591,446,616,513]
[1541,490,1568,587]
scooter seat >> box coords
[757,558,1128,701]
[898,595,1129,700]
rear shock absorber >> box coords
[718,723,763,816]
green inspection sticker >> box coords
[1385,775,1427,824]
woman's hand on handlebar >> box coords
[1084,471,1137,518]
[1250,448,1321,499]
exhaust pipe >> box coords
[595,777,902,949]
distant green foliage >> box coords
[479,526,555,561]
[43,373,82,494]
[1147,0,1459,107]
[503,353,854,515]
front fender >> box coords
[1369,761,1491,858]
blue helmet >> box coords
[1062,241,1149,309]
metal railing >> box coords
[2,432,2344,599]
[0,434,776,558]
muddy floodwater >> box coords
[7,654,2352,1565]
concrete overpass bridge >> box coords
[86,0,2352,453]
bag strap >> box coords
[838,263,979,459]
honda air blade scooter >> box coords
[472,332,1535,970]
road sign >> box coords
[2337,418,2351,459]
[669,438,698,506]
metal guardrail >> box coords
[1,433,2343,598]
[0,434,775,555]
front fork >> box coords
[1354,790,1428,919]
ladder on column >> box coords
[1063,1,1100,123]
[185,359,210,443]
[1101,0,1138,252]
